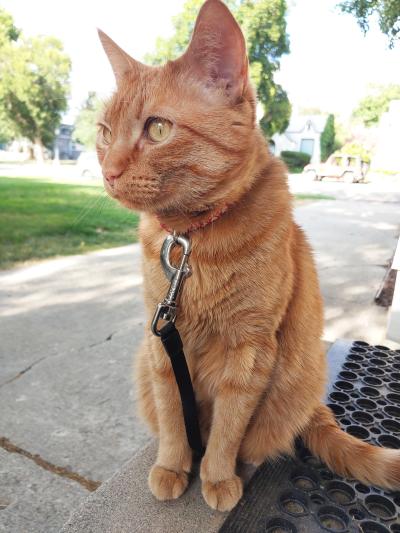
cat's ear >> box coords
[180,0,248,100]
[98,29,143,85]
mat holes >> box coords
[355,483,370,494]
[317,505,349,532]
[360,521,391,533]
[345,425,369,440]
[377,434,400,449]
[279,489,308,517]
[364,495,396,520]
[326,481,355,506]
[351,411,374,425]
[264,517,297,533]
[381,419,400,434]
[349,507,365,520]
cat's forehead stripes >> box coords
[107,67,167,138]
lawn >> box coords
[0,177,335,270]
[0,177,139,269]
[295,193,335,201]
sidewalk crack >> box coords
[88,331,115,348]
[0,356,48,387]
[0,437,101,492]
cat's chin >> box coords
[113,193,165,214]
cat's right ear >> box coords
[98,29,143,86]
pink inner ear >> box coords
[182,0,248,98]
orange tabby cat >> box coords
[97,0,400,512]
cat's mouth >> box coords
[104,174,163,212]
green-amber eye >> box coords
[97,122,112,145]
[147,118,171,142]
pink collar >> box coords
[157,203,232,235]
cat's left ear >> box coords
[98,29,143,86]
[179,0,248,100]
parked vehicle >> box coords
[303,154,369,183]
[76,151,102,178]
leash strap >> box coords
[159,321,204,456]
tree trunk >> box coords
[33,138,44,163]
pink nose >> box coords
[104,170,122,184]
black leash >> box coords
[159,321,204,456]
[151,233,204,457]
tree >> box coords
[0,9,71,161]
[73,92,104,149]
[353,84,400,127]
[338,0,400,47]
[0,8,19,145]
[0,7,19,47]
[145,0,291,137]
[320,114,336,161]
[236,0,291,136]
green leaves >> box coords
[338,0,399,47]
[73,92,104,149]
[0,7,19,48]
[237,0,291,136]
[0,9,71,154]
[353,84,400,127]
[320,114,336,162]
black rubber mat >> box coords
[220,340,400,533]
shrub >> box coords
[280,150,311,172]
[320,114,336,161]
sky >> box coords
[2,0,400,123]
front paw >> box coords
[148,464,188,501]
[202,476,243,511]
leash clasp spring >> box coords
[151,233,192,336]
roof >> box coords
[285,115,327,134]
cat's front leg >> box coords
[200,342,275,511]
[148,335,192,501]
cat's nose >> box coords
[104,169,122,184]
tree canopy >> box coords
[338,0,400,47]
[0,8,19,144]
[145,0,291,137]
[0,8,71,158]
[73,92,103,149]
[0,7,19,47]
[353,84,400,127]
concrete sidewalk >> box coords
[0,246,151,532]
[295,200,399,344]
[1,199,399,532]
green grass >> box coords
[0,177,335,270]
[0,177,139,269]
[295,193,336,201]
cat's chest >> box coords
[146,253,241,318]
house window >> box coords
[300,138,315,157]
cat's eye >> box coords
[147,118,172,143]
[98,123,112,145]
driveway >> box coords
[1,180,399,532]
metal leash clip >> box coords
[151,233,192,337]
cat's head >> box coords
[97,0,260,219]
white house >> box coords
[372,100,400,173]
[271,115,327,164]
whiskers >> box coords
[72,189,110,226]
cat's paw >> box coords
[202,476,243,511]
[148,464,188,501]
